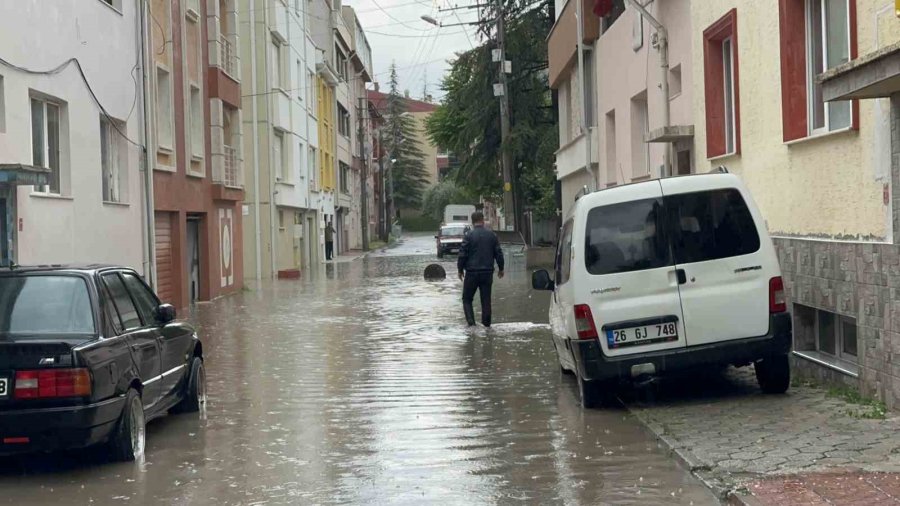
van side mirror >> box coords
[532,269,555,291]
[156,304,176,324]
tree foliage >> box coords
[426,0,557,220]
[385,63,430,209]
[421,177,478,223]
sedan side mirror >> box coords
[532,269,555,291]
[156,303,176,324]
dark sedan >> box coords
[0,265,204,461]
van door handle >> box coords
[675,269,687,285]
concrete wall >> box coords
[0,0,145,271]
[690,0,890,241]
[411,111,440,187]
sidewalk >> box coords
[330,249,367,263]
[622,367,900,502]
[738,471,900,505]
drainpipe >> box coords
[574,0,597,190]
[623,0,670,178]
[264,4,277,278]
[249,0,263,281]
[139,0,157,286]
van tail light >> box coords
[14,369,92,399]
[574,304,599,340]
[769,276,786,314]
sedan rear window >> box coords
[667,189,760,264]
[0,276,95,336]
[585,198,672,275]
[441,226,467,236]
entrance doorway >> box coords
[306,215,316,267]
[186,218,201,303]
[676,149,693,175]
[0,197,8,266]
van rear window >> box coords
[585,198,672,275]
[667,189,760,264]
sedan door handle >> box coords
[675,269,687,285]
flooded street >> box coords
[0,234,715,505]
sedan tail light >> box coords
[574,304,599,340]
[769,276,786,314]
[14,368,92,399]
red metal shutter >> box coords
[155,212,175,305]
[779,0,808,142]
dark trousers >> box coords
[325,241,334,260]
[462,271,494,327]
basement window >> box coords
[793,304,859,376]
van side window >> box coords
[666,189,760,264]
[584,198,671,275]
[557,220,574,284]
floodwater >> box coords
[0,234,715,505]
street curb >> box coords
[628,406,748,504]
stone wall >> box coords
[774,237,900,410]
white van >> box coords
[532,173,792,408]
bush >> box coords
[399,214,441,232]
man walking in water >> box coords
[325,220,335,261]
[458,211,504,327]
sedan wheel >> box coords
[109,388,145,462]
[172,357,206,414]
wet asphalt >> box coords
[0,234,716,505]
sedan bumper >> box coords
[0,396,125,455]
[573,313,793,383]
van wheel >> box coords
[172,357,206,414]
[577,374,613,409]
[108,388,145,462]
[755,354,790,394]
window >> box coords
[556,220,574,285]
[121,273,159,326]
[338,103,350,137]
[156,67,174,149]
[806,0,851,133]
[630,92,649,178]
[100,116,126,203]
[31,97,61,194]
[307,71,317,107]
[583,50,595,127]
[0,74,5,133]
[339,162,350,194]
[0,276,94,336]
[585,198,670,275]
[103,274,142,331]
[335,46,348,81]
[780,0,856,141]
[605,110,617,186]
[667,189,760,264]
[599,0,625,34]
[297,141,305,179]
[703,9,740,158]
[100,0,123,10]
[274,130,287,181]
[797,305,858,363]
[271,38,286,89]
[669,64,682,98]
[309,146,318,190]
[190,85,203,158]
[297,59,304,100]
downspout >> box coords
[574,0,597,190]
[249,0,263,280]
[623,0,670,177]
[265,4,277,278]
[139,0,157,286]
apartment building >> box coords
[148,0,245,308]
[0,1,148,271]
[241,0,322,280]
[549,0,694,217]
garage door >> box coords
[155,212,175,305]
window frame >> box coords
[722,37,737,156]
[273,130,288,182]
[702,9,741,159]
[189,84,204,159]
[120,272,161,327]
[100,115,126,203]
[156,65,175,151]
[30,96,62,195]
[556,220,574,286]
[101,272,143,332]
[805,0,852,135]
[813,309,857,362]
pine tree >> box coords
[385,62,430,210]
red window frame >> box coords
[779,0,858,142]
[703,9,740,159]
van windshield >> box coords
[585,198,671,275]
[584,188,761,275]
[0,275,95,337]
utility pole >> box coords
[495,0,515,232]
[358,97,369,251]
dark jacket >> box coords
[458,225,504,274]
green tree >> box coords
[421,177,478,222]
[385,63,430,210]
[426,0,557,221]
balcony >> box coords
[221,34,236,79]
[224,145,238,187]
[555,127,599,180]
[548,0,600,89]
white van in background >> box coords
[532,172,792,408]
[444,205,476,226]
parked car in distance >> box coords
[436,223,470,258]
[0,265,205,461]
[532,172,792,408]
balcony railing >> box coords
[221,35,237,78]
[224,145,239,187]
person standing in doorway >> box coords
[458,211,504,327]
[325,220,335,261]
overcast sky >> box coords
[346,0,482,101]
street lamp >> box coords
[421,15,439,26]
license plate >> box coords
[0,378,7,399]
[607,322,678,349]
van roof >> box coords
[567,172,742,219]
